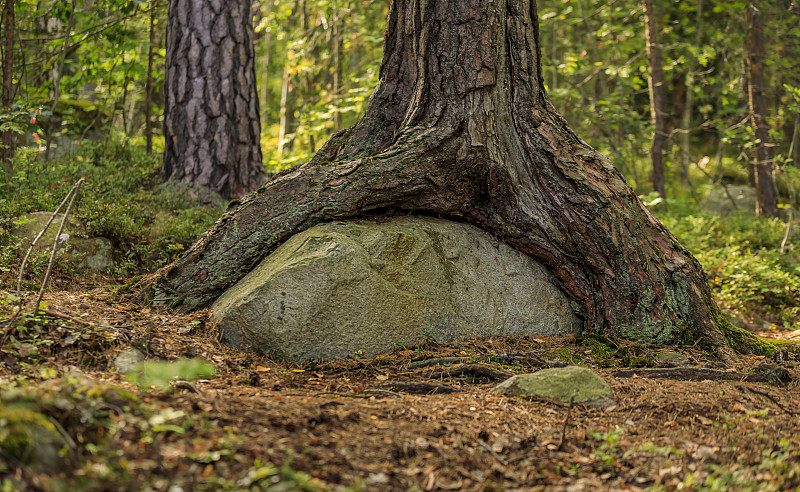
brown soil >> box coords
[1,286,799,491]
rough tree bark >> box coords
[643,0,668,198]
[162,0,265,201]
[1,0,14,170]
[745,0,779,217]
[141,0,759,358]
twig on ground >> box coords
[557,395,576,452]
[1,179,84,346]
[610,367,790,385]
[173,381,202,395]
[780,211,792,254]
[380,382,459,394]
[477,439,508,466]
[735,384,797,416]
[408,357,469,369]
[363,389,403,399]
[314,391,380,399]
[34,178,85,315]
[15,188,76,298]
[426,364,512,382]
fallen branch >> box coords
[734,384,797,416]
[1,179,84,346]
[362,389,403,399]
[491,352,548,367]
[557,395,576,452]
[477,439,508,466]
[426,364,512,383]
[380,382,459,395]
[610,366,790,385]
[34,178,85,314]
[408,357,469,369]
[780,210,792,254]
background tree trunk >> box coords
[1,0,15,170]
[144,0,157,155]
[746,0,779,217]
[644,0,668,198]
[142,0,747,358]
[259,0,273,129]
[679,0,704,194]
[162,0,265,201]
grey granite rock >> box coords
[212,216,582,361]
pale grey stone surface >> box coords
[114,348,146,374]
[492,366,616,409]
[212,216,581,361]
[700,185,756,215]
[655,350,692,366]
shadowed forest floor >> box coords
[1,284,799,491]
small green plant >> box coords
[124,358,216,389]
[0,140,224,284]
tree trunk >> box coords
[1,0,14,170]
[679,0,704,192]
[643,0,668,198]
[259,0,273,129]
[277,63,296,155]
[141,0,754,359]
[332,0,343,131]
[145,0,157,154]
[745,0,779,217]
[162,0,265,201]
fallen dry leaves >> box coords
[0,287,798,491]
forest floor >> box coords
[1,284,799,492]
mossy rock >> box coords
[492,366,617,409]
[0,402,68,471]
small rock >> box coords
[12,212,114,272]
[492,366,617,409]
[655,350,692,367]
[693,445,717,461]
[368,473,390,484]
[12,341,39,358]
[114,348,145,374]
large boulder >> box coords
[13,212,113,272]
[212,216,581,361]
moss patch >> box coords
[0,402,63,467]
[716,315,775,356]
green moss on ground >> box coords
[716,315,775,356]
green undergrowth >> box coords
[654,200,800,332]
[0,139,223,284]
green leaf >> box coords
[125,358,216,389]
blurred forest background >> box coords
[0,0,799,333]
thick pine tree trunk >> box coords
[141,0,753,358]
[162,0,265,201]
[745,0,779,217]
